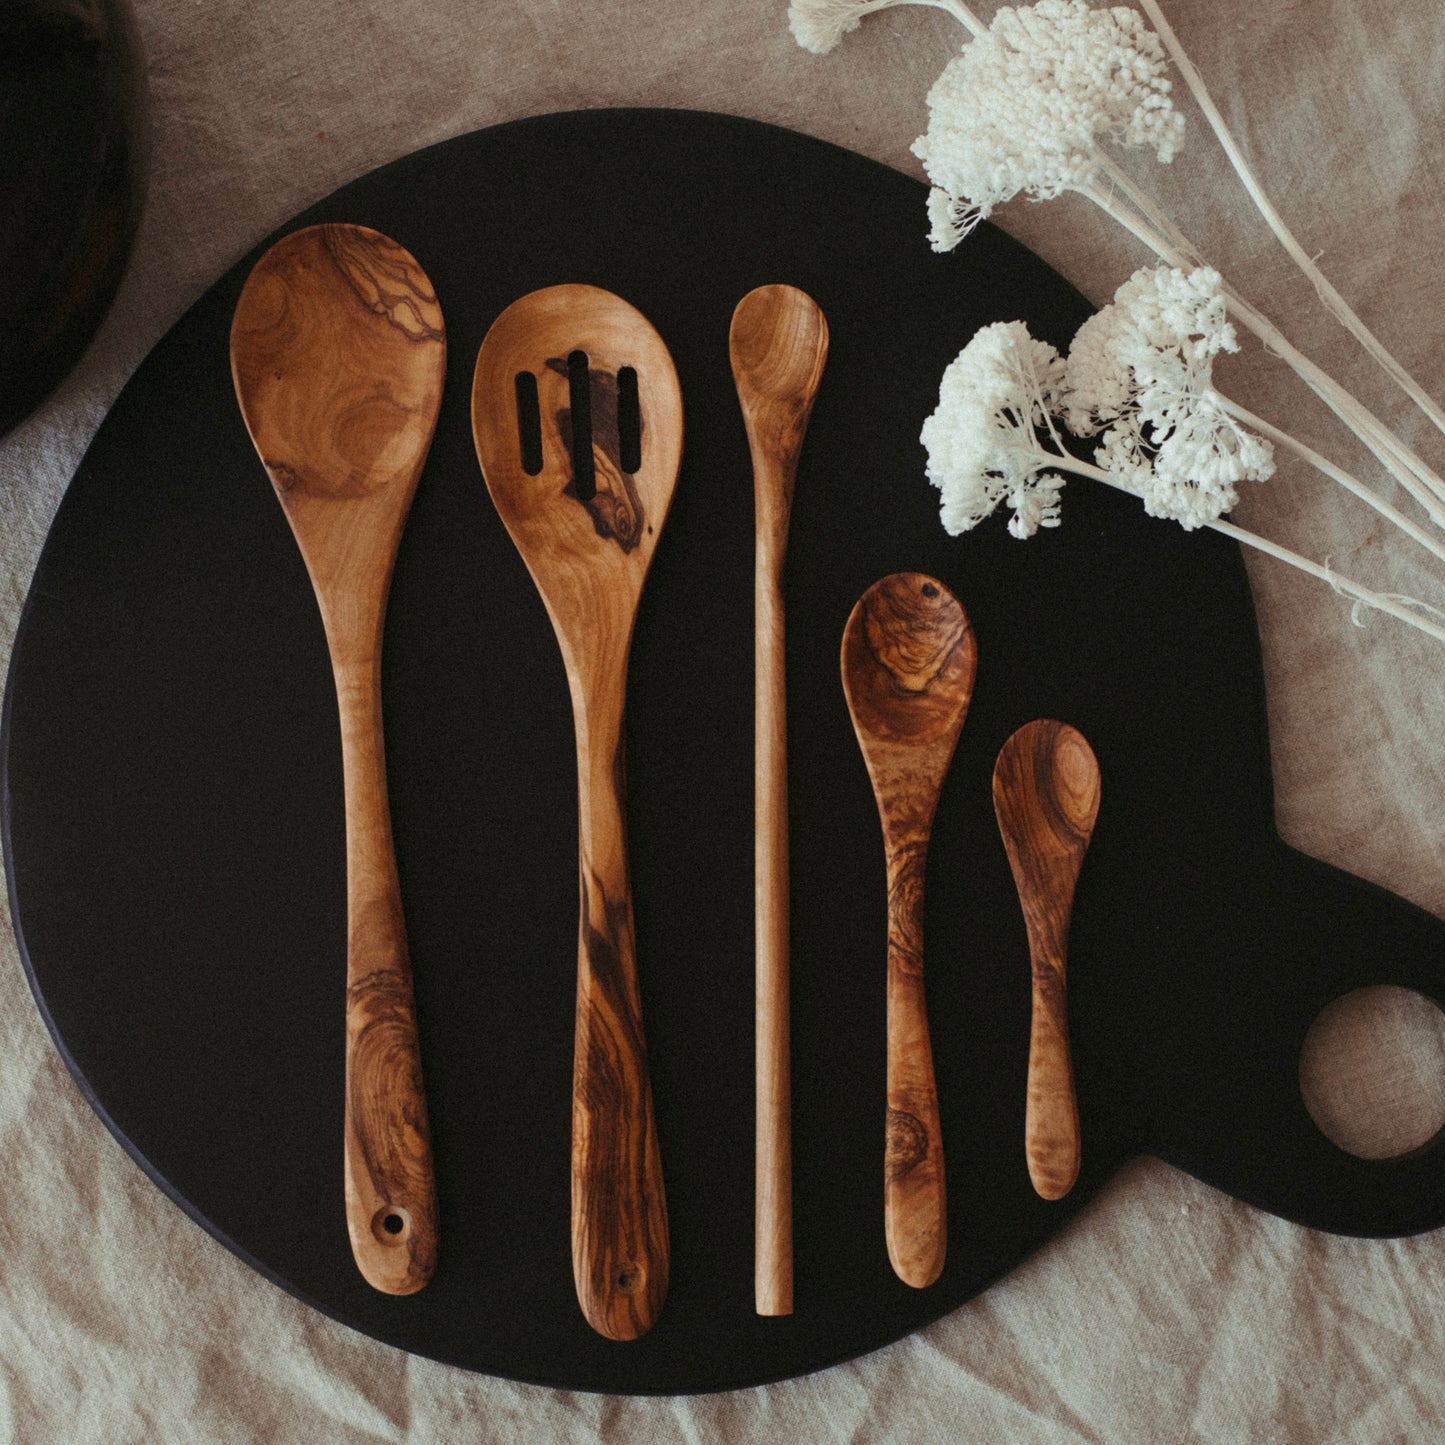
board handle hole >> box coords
[1300,986,1445,1159]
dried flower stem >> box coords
[928,0,985,35]
[1039,446,1445,646]
[856,0,987,34]
[1136,0,1445,450]
[1219,399,1445,570]
[1078,176,1445,527]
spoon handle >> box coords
[754,557,793,1316]
[1023,926,1080,1202]
[883,836,947,1288]
[335,655,438,1294]
[571,697,669,1341]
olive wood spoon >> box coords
[729,283,828,1318]
[841,573,976,1288]
[230,223,444,1295]
[471,284,680,1341]
[993,720,1101,1201]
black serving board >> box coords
[6,109,1445,1395]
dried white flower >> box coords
[786,0,898,54]
[788,0,1445,648]
[1064,265,1274,528]
[926,186,974,253]
[911,0,1185,248]
[920,320,1069,538]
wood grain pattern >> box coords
[471,284,680,1341]
[230,223,444,1295]
[993,720,1101,1201]
[730,284,828,1318]
[841,573,976,1288]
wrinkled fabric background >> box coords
[5,1,1445,1439]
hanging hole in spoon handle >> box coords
[993,720,1101,1202]
[841,573,977,1288]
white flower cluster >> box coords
[787,0,890,55]
[921,267,1274,535]
[920,321,1069,538]
[1067,266,1274,527]
[911,0,1185,250]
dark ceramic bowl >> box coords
[0,0,149,437]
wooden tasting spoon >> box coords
[230,223,444,1296]
[841,573,976,1288]
[729,283,828,1318]
[471,284,680,1342]
[993,720,1101,1201]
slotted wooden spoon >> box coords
[729,283,828,1318]
[993,719,1101,1201]
[230,222,444,1296]
[471,284,680,1342]
[841,573,976,1288]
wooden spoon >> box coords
[471,284,680,1341]
[729,283,828,1318]
[841,573,976,1288]
[230,223,444,1296]
[993,720,1101,1201]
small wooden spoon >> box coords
[730,283,828,1318]
[993,720,1101,1201]
[471,284,680,1342]
[230,223,444,1296]
[841,573,976,1288]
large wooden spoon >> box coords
[729,283,828,1318]
[230,223,444,1295]
[993,720,1101,1201]
[841,573,976,1288]
[471,284,680,1341]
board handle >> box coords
[571,705,669,1340]
[883,837,946,1289]
[336,658,438,1295]
[1152,843,1445,1239]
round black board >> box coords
[5,109,1445,1395]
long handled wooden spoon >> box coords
[230,223,444,1295]
[471,284,680,1341]
[993,720,1101,1201]
[729,283,828,1318]
[841,573,976,1288]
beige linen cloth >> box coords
[4,0,1445,1438]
